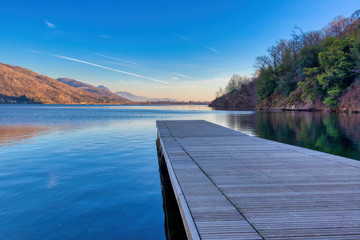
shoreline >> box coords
[0,102,210,106]
[256,107,360,113]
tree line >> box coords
[215,9,360,110]
[254,9,360,109]
[215,74,253,98]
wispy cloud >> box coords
[173,32,221,54]
[102,61,140,69]
[94,53,143,67]
[154,76,229,89]
[26,49,167,84]
[173,72,193,79]
[25,49,44,54]
[99,33,111,39]
[51,54,168,84]
[45,20,56,28]
[95,53,195,83]
[173,32,191,41]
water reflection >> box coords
[1,105,360,240]
[156,140,187,240]
[0,126,56,147]
[159,110,360,240]
[220,113,256,136]
[223,111,360,161]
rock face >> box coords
[256,81,360,112]
[0,63,130,104]
[209,81,257,109]
[339,80,360,112]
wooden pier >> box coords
[156,120,360,240]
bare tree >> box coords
[224,74,252,93]
[254,55,271,69]
[293,26,314,46]
[236,75,252,89]
[350,9,360,22]
[267,46,280,69]
[322,16,349,37]
[216,87,224,98]
[225,74,240,93]
[293,26,324,47]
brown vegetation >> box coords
[338,80,360,112]
[57,78,128,101]
[0,63,130,104]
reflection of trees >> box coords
[338,113,360,140]
[224,113,256,136]
[255,111,360,160]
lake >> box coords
[0,105,359,240]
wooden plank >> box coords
[156,120,360,240]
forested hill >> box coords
[255,9,360,111]
[211,9,360,112]
[0,63,130,104]
[209,75,257,109]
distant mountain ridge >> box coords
[0,62,178,104]
[0,63,130,104]
[97,85,110,91]
[116,91,177,102]
[57,78,126,100]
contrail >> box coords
[93,53,143,67]
[51,54,168,84]
[173,32,221,54]
[173,72,193,79]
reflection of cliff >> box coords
[338,113,360,140]
[254,112,360,160]
[0,126,56,147]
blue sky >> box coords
[0,0,358,100]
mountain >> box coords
[97,85,110,91]
[57,78,126,100]
[116,91,177,102]
[0,63,130,104]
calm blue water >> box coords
[1,105,360,240]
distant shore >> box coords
[0,99,211,106]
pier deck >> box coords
[156,120,360,240]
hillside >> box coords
[97,85,110,91]
[212,9,360,112]
[57,78,127,101]
[0,63,130,104]
[254,10,360,111]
